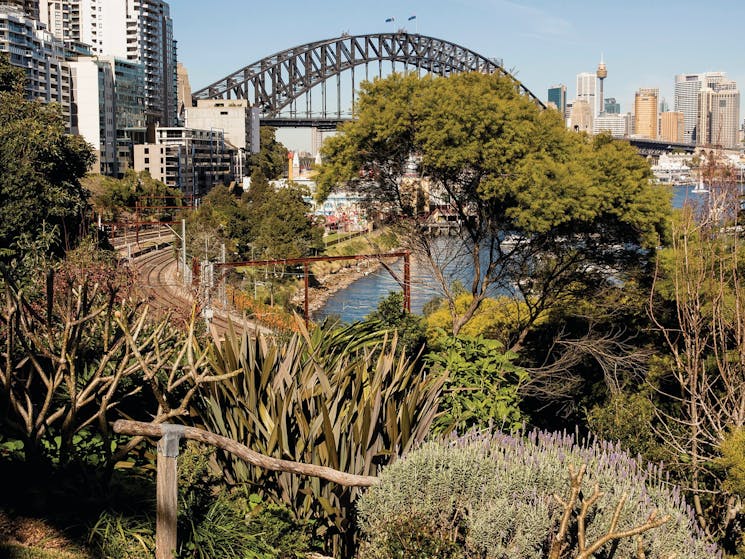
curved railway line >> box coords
[133,247,271,338]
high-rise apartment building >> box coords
[576,72,597,117]
[697,80,740,148]
[4,0,38,18]
[674,72,727,144]
[134,127,234,195]
[547,84,566,115]
[634,88,659,139]
[38,0,176,127]
[0,5,70,121]
[660,112,684,143]
[69,57,117,175]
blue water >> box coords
[316,185,699,323]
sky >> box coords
[174,0,745,150]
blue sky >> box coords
[175,0,744,144]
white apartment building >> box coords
[38,0,176,127]
[0,5,71,121]
[69,56,116,175]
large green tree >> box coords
[317,72,670,347]
[0,54,95,262]
[249,126,288,180]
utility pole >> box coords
[181,219,187,286]
[220,243,226,307]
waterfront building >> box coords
[547,84,566,115]
[697,80,740,148]
[576,72,597,118]
[593,113,631,137]
[604,98,620,114]
[0,5,70,123]
[674,72,727,144]
[660,112,684,143]
[186,99,256,180]
[133,127,235,195]
[634,88,659,139]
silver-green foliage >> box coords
[357,431,719,559]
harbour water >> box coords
[316,184,703,323]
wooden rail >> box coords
[112,419,379,559]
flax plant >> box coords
[198,318,444,557]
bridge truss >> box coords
[192,33,544,127]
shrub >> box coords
[357,431,720,559]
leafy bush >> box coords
[427,333,527,434]
[357,431,720,559]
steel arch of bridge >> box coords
[192,33,544,122]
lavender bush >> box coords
[357,430,719,559]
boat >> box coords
[692,178,708,194]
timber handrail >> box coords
[112,419,380,487]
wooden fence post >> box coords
[156,424,184,559]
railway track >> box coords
[133,248,271,338]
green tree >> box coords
[317,73,670,347]
[0,54,95,262]
[365,291,427,360]
[249,126,288,180]
[252,183,323,260]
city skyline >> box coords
[174,0,745,122]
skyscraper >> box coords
[674,72,727,144]
[634,88,659,139]
[38,0,177,127]
[697,80,740,148]
[576,72,597,118]
[547,84,567,115]
[660,112,684,143]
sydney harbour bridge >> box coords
[191,32,544,129]
[191,32,693,155]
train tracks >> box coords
[133,247,271,338]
